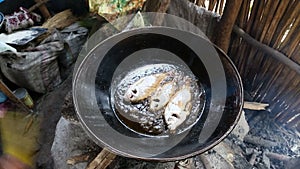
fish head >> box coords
[124,86,140,102]
[165,110,187,131]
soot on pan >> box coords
[112,64,205,136]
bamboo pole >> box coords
[282,19,300,57]
[238,0,262,79]
[214,0,220,13]
[249,0,285,97]
[208,0,217,11]
[259,6,299,101]
[259,0,299,99]
[254,1,292,101]
[219,0,224,15]
[259,1,280,43]
[196,0,206,7]
[228,0,250,62]
[243,0,265,87]
[264,9,300,94]
[272,1,300,47]
[264,0,290,45]
[229,0,249,68]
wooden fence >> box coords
[190,0,300,131]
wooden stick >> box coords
[67,153,90,165]
[243,101,269,110]
[254,0,294,99]
[233,25,300,75]
[86,148,116,169]
[272,1,299,47]
[0,80,32,114]
[208,0,217,11]
[34,0,51,19]
[28,0,49,13]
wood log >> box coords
[86,148,116,169]
[214,0,243,53]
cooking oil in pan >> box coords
[111,64,205,137]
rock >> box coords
[231,110,249,141]
[51,117,99,169]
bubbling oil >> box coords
[111,64,205,137]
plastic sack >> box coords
[42,23,88,68]
[0,41,64,93]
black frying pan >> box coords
[73,27,243,161]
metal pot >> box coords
[73,27,243,161]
